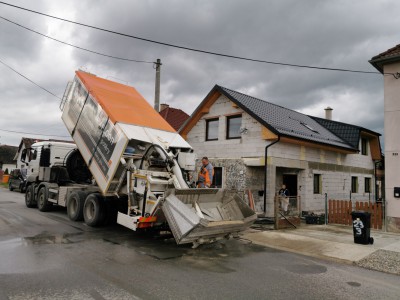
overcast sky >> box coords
[0,0,398,147]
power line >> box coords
[0,128,71,138]
[0,15,153,64]
[0,1,390,75]
[0,58,61,99]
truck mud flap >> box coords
[162,189,257,246]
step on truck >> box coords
[25,70,256,247]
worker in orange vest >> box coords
[197,157,214,188]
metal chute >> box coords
[162,188,257,246]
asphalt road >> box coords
[0,187,399,300]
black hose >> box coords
[66,149,91,183]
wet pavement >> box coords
[244,221,400,274]
[1,187,400,299]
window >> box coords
[205,118,219,141]
[212,167,223,188]
[361,138,368,155]
[226,115,242,139]
[365,177,371,193]
[351,176,358,193]
[300,121,319,133]
[313,174,321,194]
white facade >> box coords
[186,94,377,216]
[382,62,400,232]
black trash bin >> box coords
[350,211,374,245]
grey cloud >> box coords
[1,0,399,147]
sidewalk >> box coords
[242,224,400,275]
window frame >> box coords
[364,177,371,193]
[351,176,358,193]
[313,174,321,194]
[226,114,242,140]
[205,118,219,141]
[361,138,368,156]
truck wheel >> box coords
[25,185,36,208]
[9,182,13,191]
[67,191,86,221]
[83,194,105,226]
[37,187,52,212]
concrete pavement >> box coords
[243,224,400,274]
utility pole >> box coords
[154,59,162,112]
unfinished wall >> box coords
[186,94,377,215]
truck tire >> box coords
[83,194,105,226]
[67,191,86,221]
[25,185,36,208]
[37,186,52,212]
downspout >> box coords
[264,136,280,215]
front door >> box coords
[282,174,297,197]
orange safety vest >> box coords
[198,163,214,187]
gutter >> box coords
[263,136,280,215]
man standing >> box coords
[278,184,290,213]
[197,157,214,188]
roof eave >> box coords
[369,54,400,74]
[179,85,221,134]
[279,133,358,153]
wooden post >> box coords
[274,196,279,230]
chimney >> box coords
[324,107,333,120]
[160,103,169,111]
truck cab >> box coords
[22,141,76,183]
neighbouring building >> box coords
[159,104,190,131]
[180,85,382,216]
[370,44,400,232]
[0,144,18,172]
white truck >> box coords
[24,70,256,247]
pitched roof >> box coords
[311,117,370,149]
[369,44,400,73]
[181,85,381,152]
[217,86,355,151]
[76,71,175,132]
[159,105,190,131]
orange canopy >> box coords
[76,71,175,132]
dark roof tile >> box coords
[218,86,356,150]
[311,117,380,149]
[371,44,400,61]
